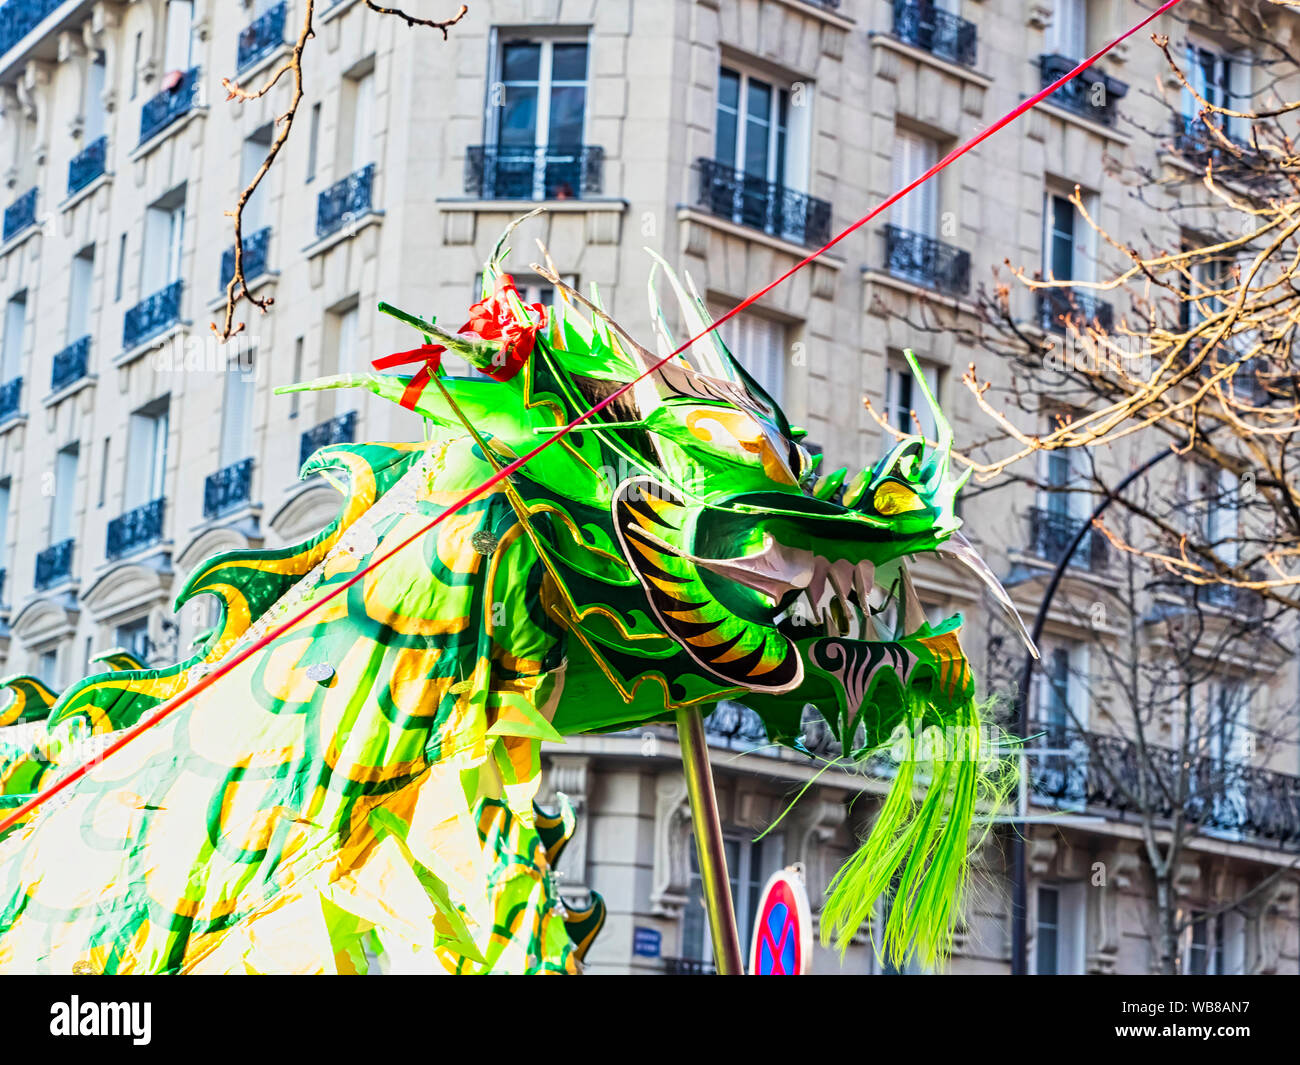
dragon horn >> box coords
[642,248,732,379]
[376,302,504,372]
[274,374,464,428]
[488,207,548,282]
[903,348,951,486]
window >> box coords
[131,31,143,100]
[125,399,170,509]
[486,37,590,199]
[495,38,588,150]
[37,649,59,689]
[1184,910,1246,974]
[1184,44,1250,140]
[51,444,79,545]
[240,127,273,234]
[1035,641,1089,730]
[716,67,788,186]
[714,309,788,405]
[85,51,107,142]
[115,617,151,664]
[163,0,195,74]
[892,128,939,240]
[142,188,186,295]
[1043,190,1094,283]
[1035,883,1085,974]
[336,306,359,375]
[0,478,10,572]
[2,292,26,382]
[1046,0,1088,58]
[680,831,783,966]
[115,232,127,303]
[306,102,322,182]
[1191,465,1239,566]
[220,356,256,468]
[289,337,304,417]
[341,67,375,175]
[68,246,95,343]
[882,352,940,441]
[97,436,110,508]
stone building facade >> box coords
[0,0,1295,972]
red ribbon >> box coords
[372,274,545,409]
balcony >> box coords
[883,224,971,294]
[204,457,254,518]
[1171,578,1266,616]
[107,497,165,560]
[123,280,183,350]
[662,957,716,975]
[892,0,977,67]
[1173,116,1267,181]
[139,66,200,145]
[1027,506,1108,570]
[67,134,107,196]
[1038,54,1127,126]
[34,537,74,590]
[3,186,36,241]
[50,335,90,392]
[464,144,604,200]
[693,158,832,249]
[0,376,20,422]
[237,0,286,72]
[220,225,272,289]
[0,0,63,57]
[1029,725,1300,850]
[299,410,356,467]
[1037,287,1114,334]
[316,163,374,240]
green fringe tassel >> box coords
[820,696,1014,971]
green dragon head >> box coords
[279,219,1036,967]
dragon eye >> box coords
[873,481,925,516]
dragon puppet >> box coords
[0,219,1034,974]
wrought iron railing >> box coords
[220,225,272,289]
[693,158,833,248]
[883,224,971,294]
[892,0,977,67]
[0,376,21,422]
[1038,287,1114,334]
[464,144,605,200]
[1038,54,1127,126]
[1027,506,1107,569]
[34,537,74,589]
[107,497,166,560]
[123,280,183,350]
[1171,578,1265,616]
[3,187,36,242]
[51,336,90,392]
[1028,724,1300,849]
[316,163,375,239]
[139,66,201,144]
[1173,115,1265,177]
[237,0,286,72]
[662,957,716,975]
[704,700,843,758]
[0,0,63,57]
[299,410,356,467]
[67,134,107,196]
[204,457,254,518]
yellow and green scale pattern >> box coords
[0,438,602,974]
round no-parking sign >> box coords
[748,867,812,975]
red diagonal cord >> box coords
[0,0,1184,836]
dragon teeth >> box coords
[853,561,874,606]
[899,564,928,634]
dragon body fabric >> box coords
[0,228,1034,974]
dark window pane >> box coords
[499,89,539,145]
[719,67,740,111]
[744,116,769,175]
[502,42,540,82]
[715,111,738,166]
[548,85,586,146]
[551,43,588,82]
[746,77,772,123]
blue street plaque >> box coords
[632,926,662,958]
